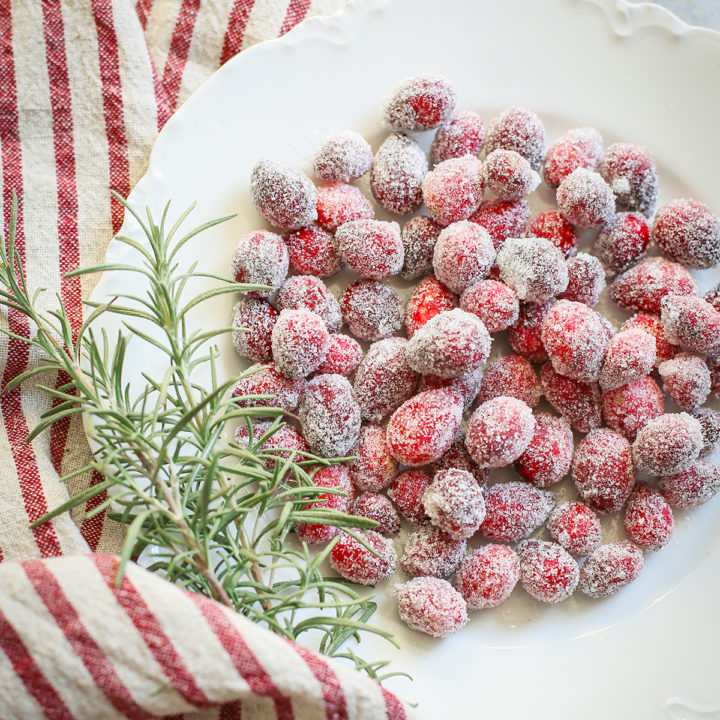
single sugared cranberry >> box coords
[479,481,555,542]
[624,483,674,551]
[296,466,353,545]
[316,183,374,233]
[653,199,720,268]
[430,110,485,165]
[432,432,489,486]
[336,219,404,280]
[405,275,458,338]
[383,74,456,131]
[418,365,484,411]
[658,353,711,410]
[484,106,545,170]
[515,413,574,488]
[454,545,520,609]
[601,376,664,440]
[232,296,278,363]
[599,142,658,217]
[508,301,553,363]
[370,133,427,214]
[432,220,496,294]
[250,159,317,230]
[579,542,644,599]
[271,309,330,380]
[597,328,656,391]
[235,421,310,473]
[622,313,677,367]
[330,530,397,585]
[572,429,635,514]
[388,470,432,525]
[394,577,468,638]
[540,362,602,433]
[557,168,615,228]
[558,252,606,307]
[609,257,697,313]
[276,275,342,332]
[528,210,578,258]
[352,493,401,537]
[594,212,650,275]
[483,149,540,201]
[340,280,404,341]
[285,224,341,278]
[632,412,704,476]
[660,294,720,355]
[422,156,484,226]
[562,127,604,166]
[348,424,398,493]
[232,230,289,298]
[353,337,418,424]
[400,216,442,280]
[460,279,519,334]
[313,130,373,183]
[422,469,486,540]
[313,334,362,376]
[478,355,541,407]
[547,502,601,557]
[543,138,597,189]
[690,407,720,457]
[517,540,579,604]
[659,461,720,509]
[232,363,305,415]
[468,199,531,248]
[386,388,464,467]
[298,374,361,458]
[400,525,467,577]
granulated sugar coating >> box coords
[352,493,401,537]
[578,541,644,599]
[232,297,278,363]
[483,149,541,202]
[386,388,463,466]
[478,355,541,407]
[433,220,496,294]
[601,376,665,440]
[422,156,484,226]
[340,279,404,341]
[541,300,612,383]
[624,483,674,551]
[572,429,636,514]
[543,140,596,189]
[658,353,712,410]
[250,159,317,230]
[466,396,536,468]
[508,301,553,363]
[298,374,361,458]
[353,337,418,423]
[707,283,720,312]
[370,133,428,214]
[556,167,615,228]
[336,219,404,280]
[622,312,677,367]
[234,421,310,473]
[599,142,659,217]
[430,110,485,165]
[485,106,546,170]
[480,482,556,542]
[285,225,341,278]
[496,237,569,304]
[454,544,520,610]
[405,308,491,379]
[547,502,602,557]
[559,253,606,307]
[432,432,489,486]
[594,212,650,275]
[313,130,373,183]
[517,539,579,604]
[418,364,484,411]
[515,412,574,488]
[393,577,468,638]
[660,294,720,355]
[659,461,720,509]
[232,230,289,298]
[330,530,397,586]
[460,279,519,334]
[348,424,399,493]
[383,74,457,132]
[388,470,432,525]
[314,334,362,376]
[528,210,578,259]
[295,466,354,546]
[422,468,486,540]
[469,199,531,248]
[690,407,720,457]
[609,257,698,314]
[400,216,442,280]
[405,275,458,338]
[597,328,656,391]
[632,412,704,476]
[564,127,604,166]
[232,364,305,414]
[316,183,374,233]
[540,362,602,433]
[276,275,342,333]
[271,309,330,380]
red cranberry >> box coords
[271,309,330,379]
[659,461,720,509]
[352,493,401,537]
[433,220,496,294]
[232,363,305,415]
[478,355,541,407]
[601,376,664,440]
[622,313,677,367]
[232,230,289,297]
[653,198,720,269]
[543,140,595,189]
[336,219,403,280]
[599,142,659,217]
[313,130,372,183]
[547,502,601,557]
[528,210,578,258]
[540,362,602,433]
[484,106,545,170]
[632,412,704,476]
[460,279,519,334]
[405,275,457,338]
[388,470,432,525]
[316,183,374,232]
[660,294,720,355]
[558,253,606,307]
[250,159,317,230]
[578,542,644,598]
[383,74,456,131]
[313,334,362,376]
[454,545,520,609]
[276,275,341,332]
[430,110,485,165]
[394,577,468,638]
[348,425,398,493]
[517,540,579,604]
[400,216,442,280]
[370,133,427,214]
[594,212,650,275]
[556,168,615,228]
[515,413,574,488]
[330,530,397,585]
[624,483,674,551]
[469,199,531,248]
[400,525,467,577]
[480,482,555,542]
[432,432,489,486]
[483,149,540,201]
[286,224,341,278]
[598,328,656,391]
[659,353,711,410]
[296,466,353,545]
[340,280,404,341]
[508,301,553,363]
[690,407,720,457]
[232,296,278,363]
[422,469,486,540]
[422,156,484,226]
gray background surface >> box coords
[652,0,720,29]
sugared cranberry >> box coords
[295,466,353,545]
[330,530,397,585]
[370,133,427,214]
[313,130,373,183]
[594,212,650,275]
[597,328,656,391]
[660,294,720,355]
[540,362,602,433]
[235,421,310,473]
[478,355,541,407]
[479,482,555,542]
[515,413,573,488]
[271,309,330,380]
[468,199,531,248]
[394,577,468,638]
[336,219,403,280]
[562,127,604,166]
[601,376,664,440]
[388,470,432,525]
[547,502,601,557]
[250,159,317,230]
[232,364,305,415]
[624,483,674,551]
[706,284,720,313]
[432,220,496,294]
[508,301,552,363]
[528,210,578,258]
[572,429,635,514]
[432,432,489,486]
[422,156,484,226]
[543,140,596,189]
[632,412,704,476]
[659,353,711,410]
[622,313,677,366]
[276,275,341,332]
[659,461,720,508]
[599,142,658,217]
[430,110,485,165]
[400,525,466,577]
[313,334,362,376]
[578,542,644,598]
[400,216,442,280]
[484,106,545,170]
[316,183,374,232]
[483,149,540,201]
[352,493,401,537]
[348,425,398,493]
[383,74,456,131]
[558,253,605,307]
[460,279,519,334]
[517,540,579,604]
[454,545,520,609]
[232,230,289,297]
[232,297,278,363]
[285,225,341,278]
[690,407,720,457]
[340,280,404,341]
[405,275,458,338]
[422,469,486,540]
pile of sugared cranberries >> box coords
[230,72,720,640]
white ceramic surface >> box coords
[89,1,720,717]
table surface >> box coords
[653,0,720,29]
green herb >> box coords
[0,192,401,680]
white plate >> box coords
[90,1,720,717]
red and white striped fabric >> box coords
[0,2,409,717]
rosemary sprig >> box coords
[0,192,399,678]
